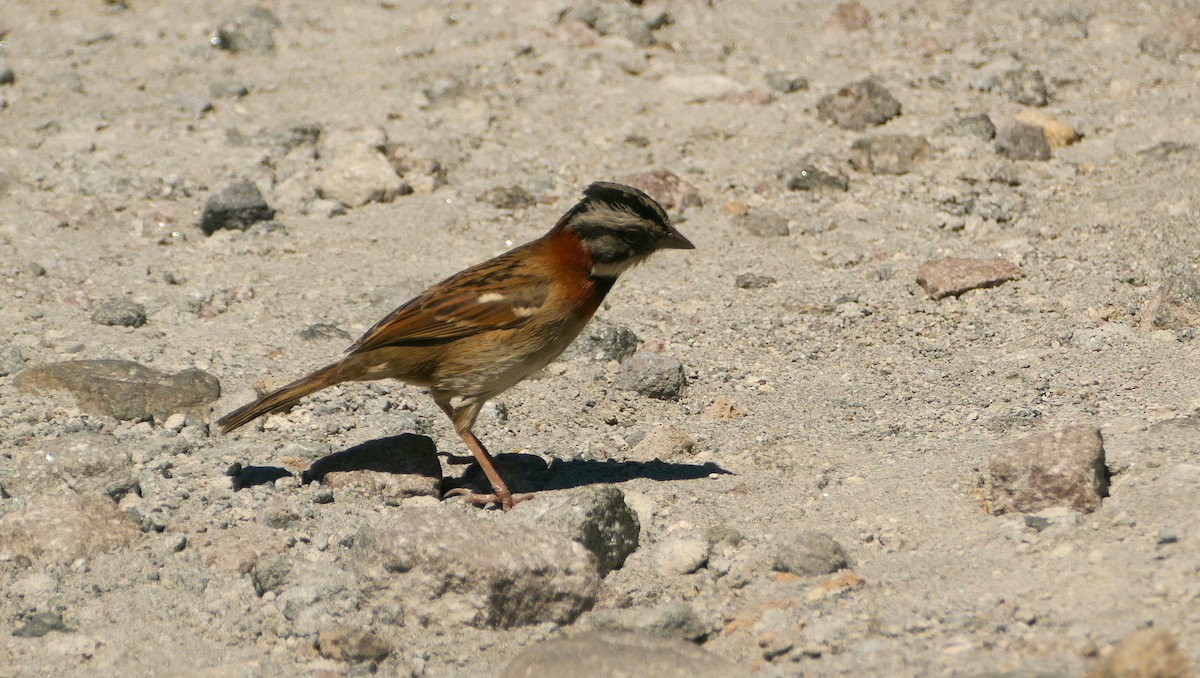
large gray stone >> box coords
[563,318,639,362]
[772,531,851,576]
[511,486,639,575]
[816,78,901,130]
[7,433,139,500]
[614,353,686,400]
[200,180,275,234]
[0,494,140,565]
[351,508,599,628]
[14,360,221,421]
[578,601,718,641]
[501,631,745,678]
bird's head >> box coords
[559,181,694,278]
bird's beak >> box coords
[658,226,695,250]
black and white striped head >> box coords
[560,182,694,278]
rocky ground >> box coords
[1,0,1199,676]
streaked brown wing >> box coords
[347,249,550,353]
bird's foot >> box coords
[443,487,532,511]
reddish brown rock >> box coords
[916,257,1023,300]
[989,426,1109,514]
[828,1,870,31]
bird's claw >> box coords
[443,487,532,511]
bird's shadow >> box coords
[227,432,732,495]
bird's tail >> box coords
[217,361,358,433]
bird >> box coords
[217,181,694,510]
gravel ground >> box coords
[1,0,1198,676]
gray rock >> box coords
[212,6,280,53]
[511,486,639,575]
[0,494,141,565]
[302,434,442,503]
[816,78,901,130]
[561,0,656,46]
[783,158,849,192]
[0,60,14,86]
[772,531,851,576]
[578,601,718,641]
[209,81,249,99]
[1139,32,1186,63]
[351,508,599,628]
[200,180,275,234]
[654,533,710,575]
[989,425,1109,514]
[849,135,931,175]
[563,318,639,362]
[12,612,70,638]
[764,71,809,94]
[0,343,26,376]
[616,169,703,213]
[477,185,536,210]
[735,273,776,289]
[936,113,996,141]
[14,359,221,421]
[915,257,1023,300]
[91,298,147,328]
[265,121,323,153]
[7,433,139,501]
[997,68,1049,106]
[1141,275,1200,332]
[614,353,687,400]
[501,631,745,678]
[737,213,790,237]
[996,123,1051,161]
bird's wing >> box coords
[347,249,551,353]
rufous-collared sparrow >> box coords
[218,182,694,510]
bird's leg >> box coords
[435,397,530,511]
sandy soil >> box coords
[1,0,1198,675]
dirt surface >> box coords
[2,0,1199,675]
